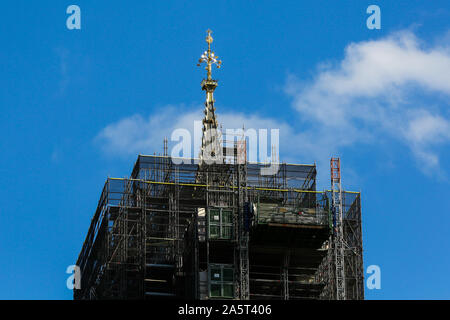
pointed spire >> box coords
[197,29,223,163]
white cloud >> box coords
[286,30,450,173]
[403,111,450,145]
[95,106,196,157]
[95,106,293,159]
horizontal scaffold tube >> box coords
[107,177,360,194]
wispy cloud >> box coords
[95,106,292,159]
[54,47,70,96]
[286,30,450,174]
[95,106,187,157]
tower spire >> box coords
[197,29,222,162]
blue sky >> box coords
[0,1,449,299]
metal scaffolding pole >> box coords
[331,158,346,300]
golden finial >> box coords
[197,29,222,80]
[206,29,213,46]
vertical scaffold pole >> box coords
[237,138,249,300]
[331,157,346,300]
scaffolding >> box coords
[74,29,363,300]
[74,153,363,300]
[315,190,364,300]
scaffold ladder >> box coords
[237,139,249,300]
[331,158,346,300]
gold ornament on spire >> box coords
[205,28,213,45]
[197,29,222,80]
